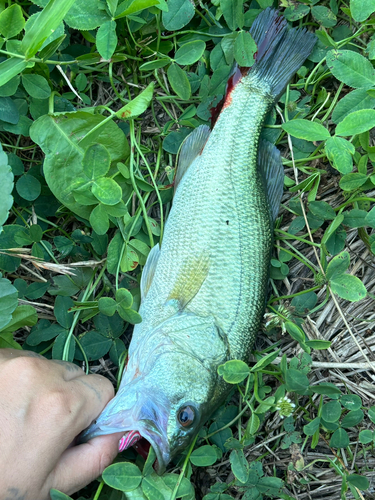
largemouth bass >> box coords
[81,8,315,472]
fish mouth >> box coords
[78,392,171,474]
[117,427,170,474]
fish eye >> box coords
[177,405,196,427]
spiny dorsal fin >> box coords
[140,243,161,301]
[175,125,210,191]
[167,252,210,310]
[258,140,284,221]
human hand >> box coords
[0,349,123,500]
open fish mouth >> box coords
[117,426,170,474]
[78,390,171,473]
[117,429,168,474]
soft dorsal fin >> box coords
[258,140,284,221]
[167,251,210,310]
[175,125,210,191]
[140,243,161,300]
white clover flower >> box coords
[276,396,296,418]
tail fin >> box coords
[249,8,316,99]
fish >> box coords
[80,8,316,473]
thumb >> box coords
[49,433,124,496]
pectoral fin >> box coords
[140,243,161,300]
[175,125,210,191]
[167,252,210,310]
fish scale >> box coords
[80,8,316,473]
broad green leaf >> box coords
[303,417,320,436]
[221,0,244,30]
[102,462,142,491]
[175,40,206,66]
[98,297,117,316]
[285,321,305,344]
[250,350,279,372]
[16,174,41,201]
[217,359,250,384]
[359,429,373,444]
[167,63,191,100]
[350,0,375,21]
[342,209,367,228]
[0,58,28,88]
[330,274,367,302]
[347,474,369,491]
[116,287,133,309]
[0,304,37,334]
[76,330,112,361]
[116,82,154,119]
[30,112,129,219]
[309,201,336,220]
[229,449,249,483]
[120,244,139,271]
[162,0,195,30]
[291,291,318,313]
[326,251,350,280]
[26,323,65,345]
[107,232,123,275]
[321,400,342,423]
[285,368,310,394]
[326,49,375,89]
[26,281,49,300]
[22,0,76,57]
[109,338,126,366]
[339,172,368,191]
[366,206,375,228]
[117,306,142,324]
[336,109,375,136]
[96,20,117,60]
[32,0,109,30]
[341,394,362,410]
[115,0,163,18]
[234,31,257,67]
[0,5,25,39]
[140,58,170,71]
[0,96,19,124]
[54,296,74,329]
[50,489,74,500]
[332,88,375,124]
[89,204,109,235]
[341,409,364,428]
[190,445,217,466]
[311,384,341,396]
[330,428,349,448]
[141,475,165,500]
[83,143,110,179]
[22,74,51,99]
[282,119,330,141]
[325,136,353,174]
[0,147,13,230]
[0,276,18,330]
[311,5,337,27]
[305,340,331,349]
[284,4,310,21]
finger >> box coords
[65,374,115,433]
[0,348,44,361]
[49,433,123,496]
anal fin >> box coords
[258,140,284,221]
